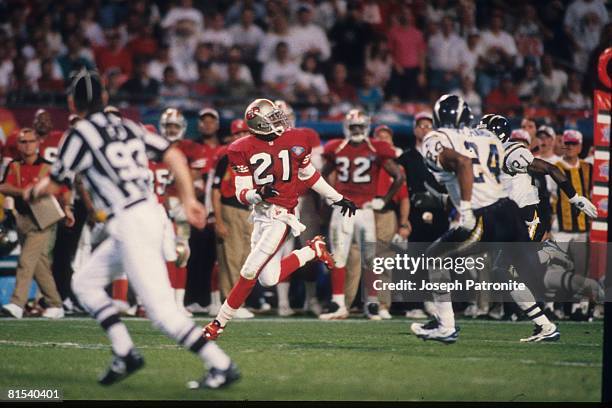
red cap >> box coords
[231,119,249,134]
[374,124,393,136]
[510,129,531,144]
[562,129,583,144]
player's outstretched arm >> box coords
[528,158,597,218]
[163,146,206,229]
[439,148,475,230]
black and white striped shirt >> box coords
[50,112,170,216]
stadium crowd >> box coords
[0,0,610,115]
[0,0,608,322]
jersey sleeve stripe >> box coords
[436,130,456,150]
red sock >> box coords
[331,267,346,295]
[175,266,187,289]
[112,278,128,302]
[211,262,219,292]
[226,276,257,309]
[167,262,177,289]
[278,254,301,283]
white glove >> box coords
[364,198,385,211]
[458,200,476,231]
[569,194,598,218]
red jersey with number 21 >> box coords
[228,128,315,210]
[323,138,396,208]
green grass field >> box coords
[0,317,603,401]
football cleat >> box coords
[519,323,560,343]
[365,302,382,320]
[319,302,349,320]
[378,307,392,320]
[192,362,241,389]
[203,319,224,340]
[410,319,460,344]
[98,349,145,386]
[307,235,335,269]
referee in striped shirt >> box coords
[24,69,239,389]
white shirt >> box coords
[200,28,233,49]
[211,63,254,84]
[262,60,301,89]
[161,6,204,33]
[0,60,14,90]
[427,32,468,71]
[25,58,63,84]
[564,0,609,44]
[229,24,265,49]
[257,33,296,63]
[479,30,517,58]
[288,24,331,61]
[539,70,568,103]
[297,71,329,95]
[148,60,169,82]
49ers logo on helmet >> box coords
[246,107,260,120]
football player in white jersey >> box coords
[411,94,560,343]
[478,114,597,242]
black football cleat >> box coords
[98,349,145,386]
[195,362,241,389]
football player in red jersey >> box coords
[318,109,405,320]
[204,98,356,340]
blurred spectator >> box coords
[40,15,64,56]
[105,68,124,105]
[451,75,481,117]
[312,0,346,31]
[257,13,295,64]
[427,16,468,95]
[357,70,383,113]
[211,46,254,85]
[81,6,106,48]
[329,2,373,74]
[94,28,133,77]
[520,116,539,153]
[517,60,541,102]
[296,53,330,105]
[289,4,331,62]
[387,6,426,101]
[536,125,561,164]
[328,62,357,104]
[583,22,612,95]
[36,59,65,93]
[159,65,189,106]
[229,7,265,62]
[218,61,257,102]
[161,0,204,34]
[462,31,483,79]
[147,43,171,82]
[537,54,568,105]
[484,75,521,117]
[0,43,15,101]
[262,42,301,101]
[564,0,609,72]
[426,0,455,25]
[126,24,159,61]
[192,62,218,98]
[457,0,477,38]
[477,13,517,97]
[514,4,545,67]
[225,0,267,27]
[25,39,63,88]
[57,35,94,81]
[365,37,392,88]
[201,12,233,58]
[558,73,591,109]
[119,57,159,105]
[362,0,383,29]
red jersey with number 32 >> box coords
[228,128,314,210]
[323,138,396,208]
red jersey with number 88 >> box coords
[228,128,315,210]
[323,138,396,208]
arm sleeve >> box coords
[49,131,93,187]
[422,132,453,172]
